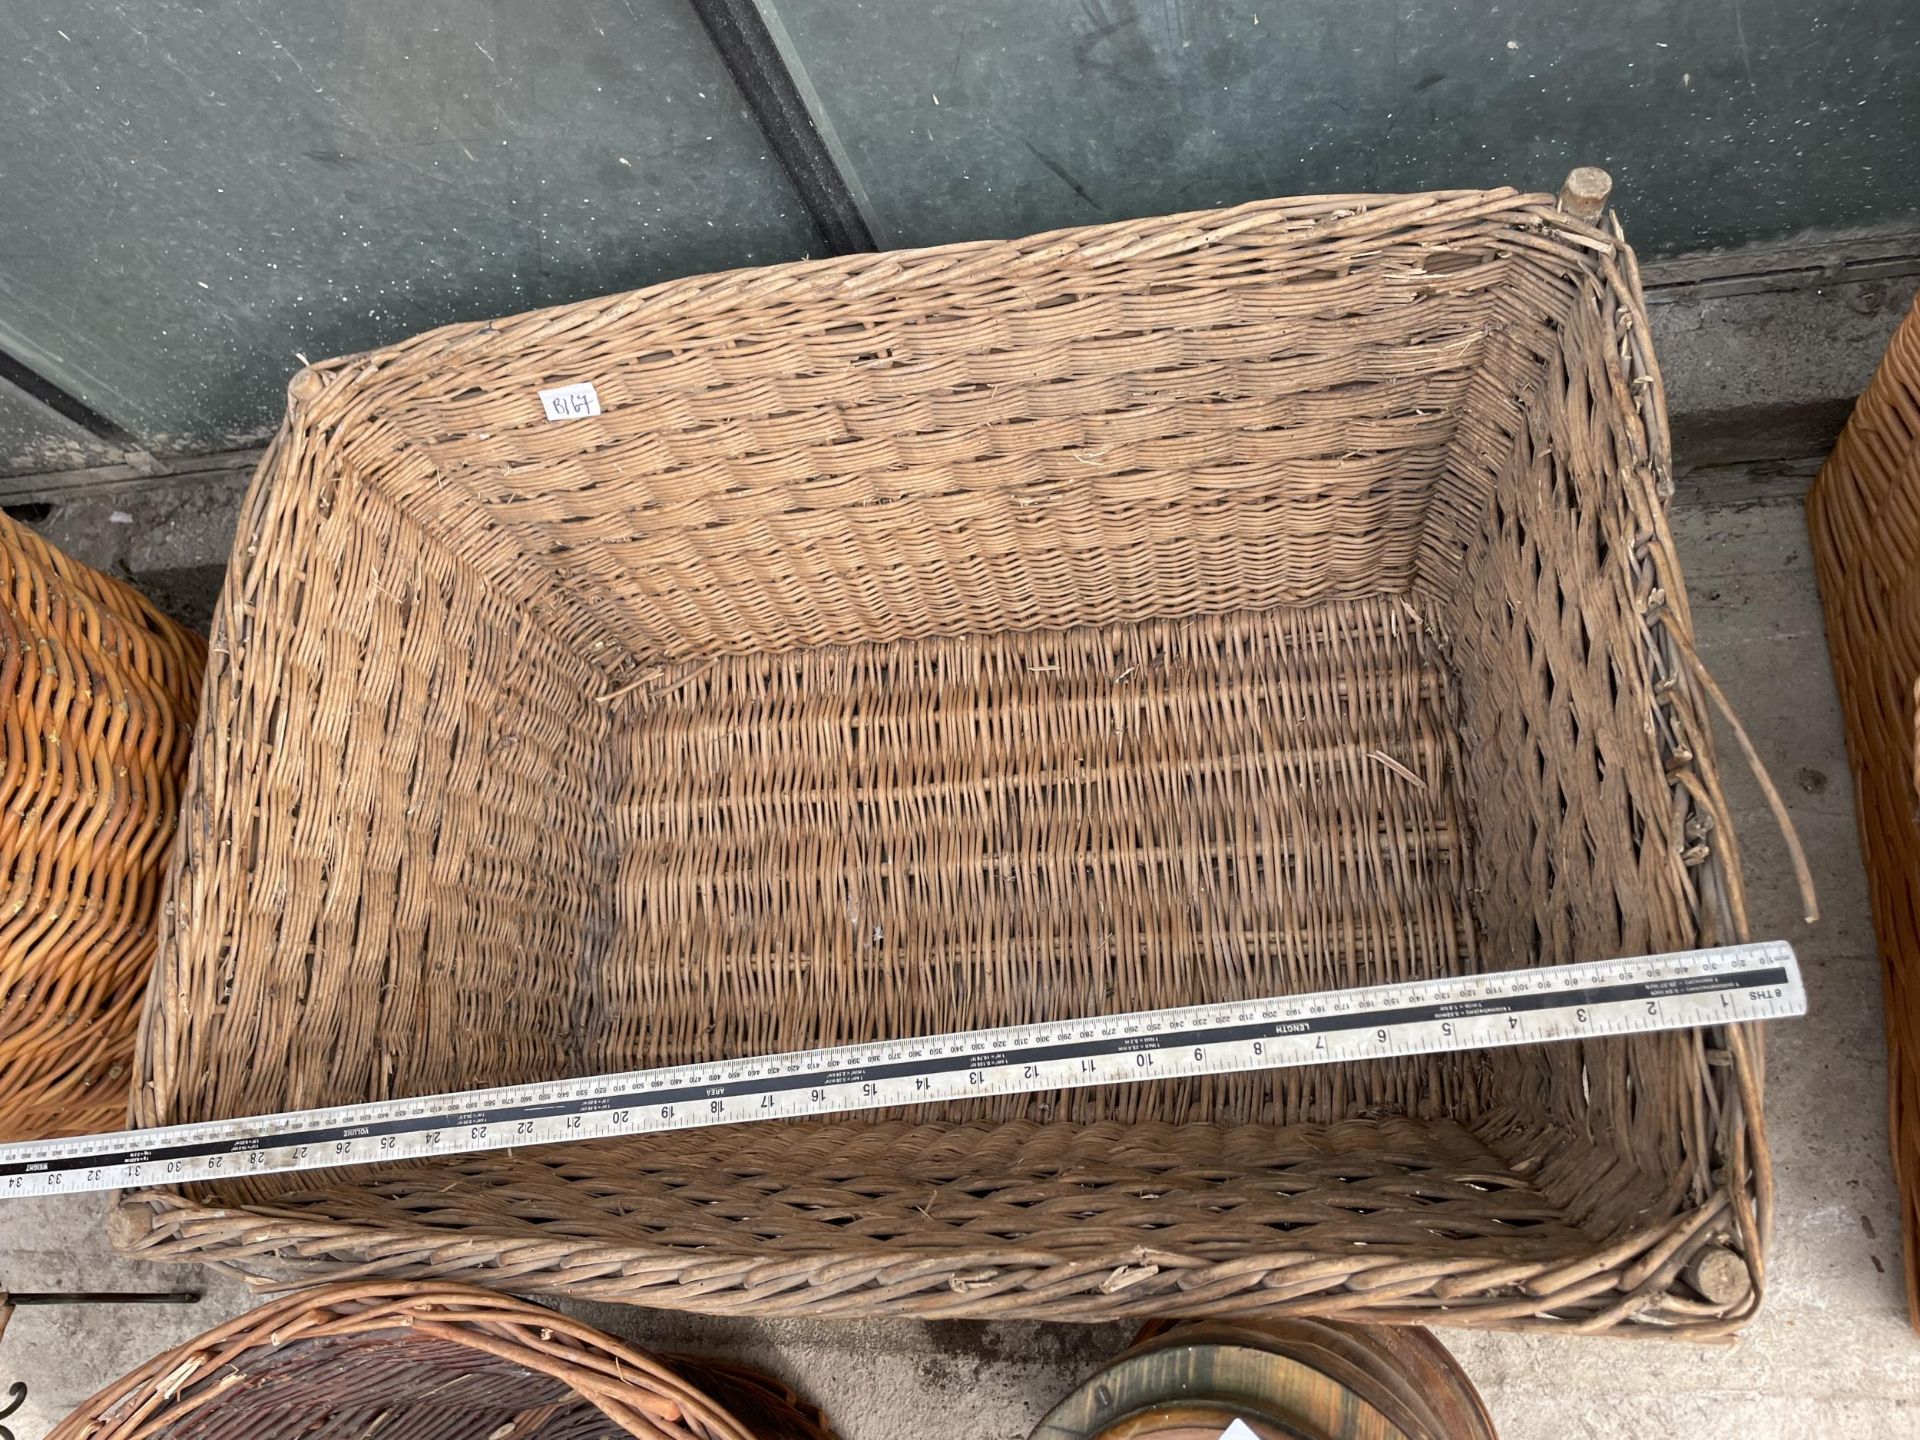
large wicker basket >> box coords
[1808,291,1920,1329]
[114,184,1762,1335]
[48,1280,835,1439]
[1,511,205,1139]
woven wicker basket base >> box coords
[607,595,1475,1122]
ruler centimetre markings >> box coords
[0,941,1805,1199]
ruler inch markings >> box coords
[0,942,1804,1199]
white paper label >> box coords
[1217,1423,1261,1440]
[538,382,603,421]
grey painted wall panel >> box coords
[0,381,120,477]
[0,1,820,451]
[3,1,1915,455]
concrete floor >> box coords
[2,468,1917,1436]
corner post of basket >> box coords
[287,364,330,414]
[1557,166,1614,222]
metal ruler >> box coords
[0,941,1804,1200]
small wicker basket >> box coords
[48,1281,835,1439]
[1,510,204,1139]
[116,179,1762,1335]
[1808,290,1920,1329]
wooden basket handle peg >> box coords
[1559,167,1614,222]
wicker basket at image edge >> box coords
[1809,291,1920,1329]
[47,1280,836,1439]
[1,511,205,1140]
[115,183,1767,1335]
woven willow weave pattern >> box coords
[116,187,1760,1334]
[1,511,205,1139]
[48,1280,836,1439]
[1809,292,1920,1330]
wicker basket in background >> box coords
[115,182,1762,1335]
[1808,291,1920,1330]
[47,1280,836,1439]
[0,511,205,1139]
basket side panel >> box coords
[147,1334,590,1440]
[134,425,622,1129]
[49,1281,794,1440]
[345,198,1567,664]
[1449,271,1712,971]
[118,1117,1603,1320]
[1442,242,1759,1320]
